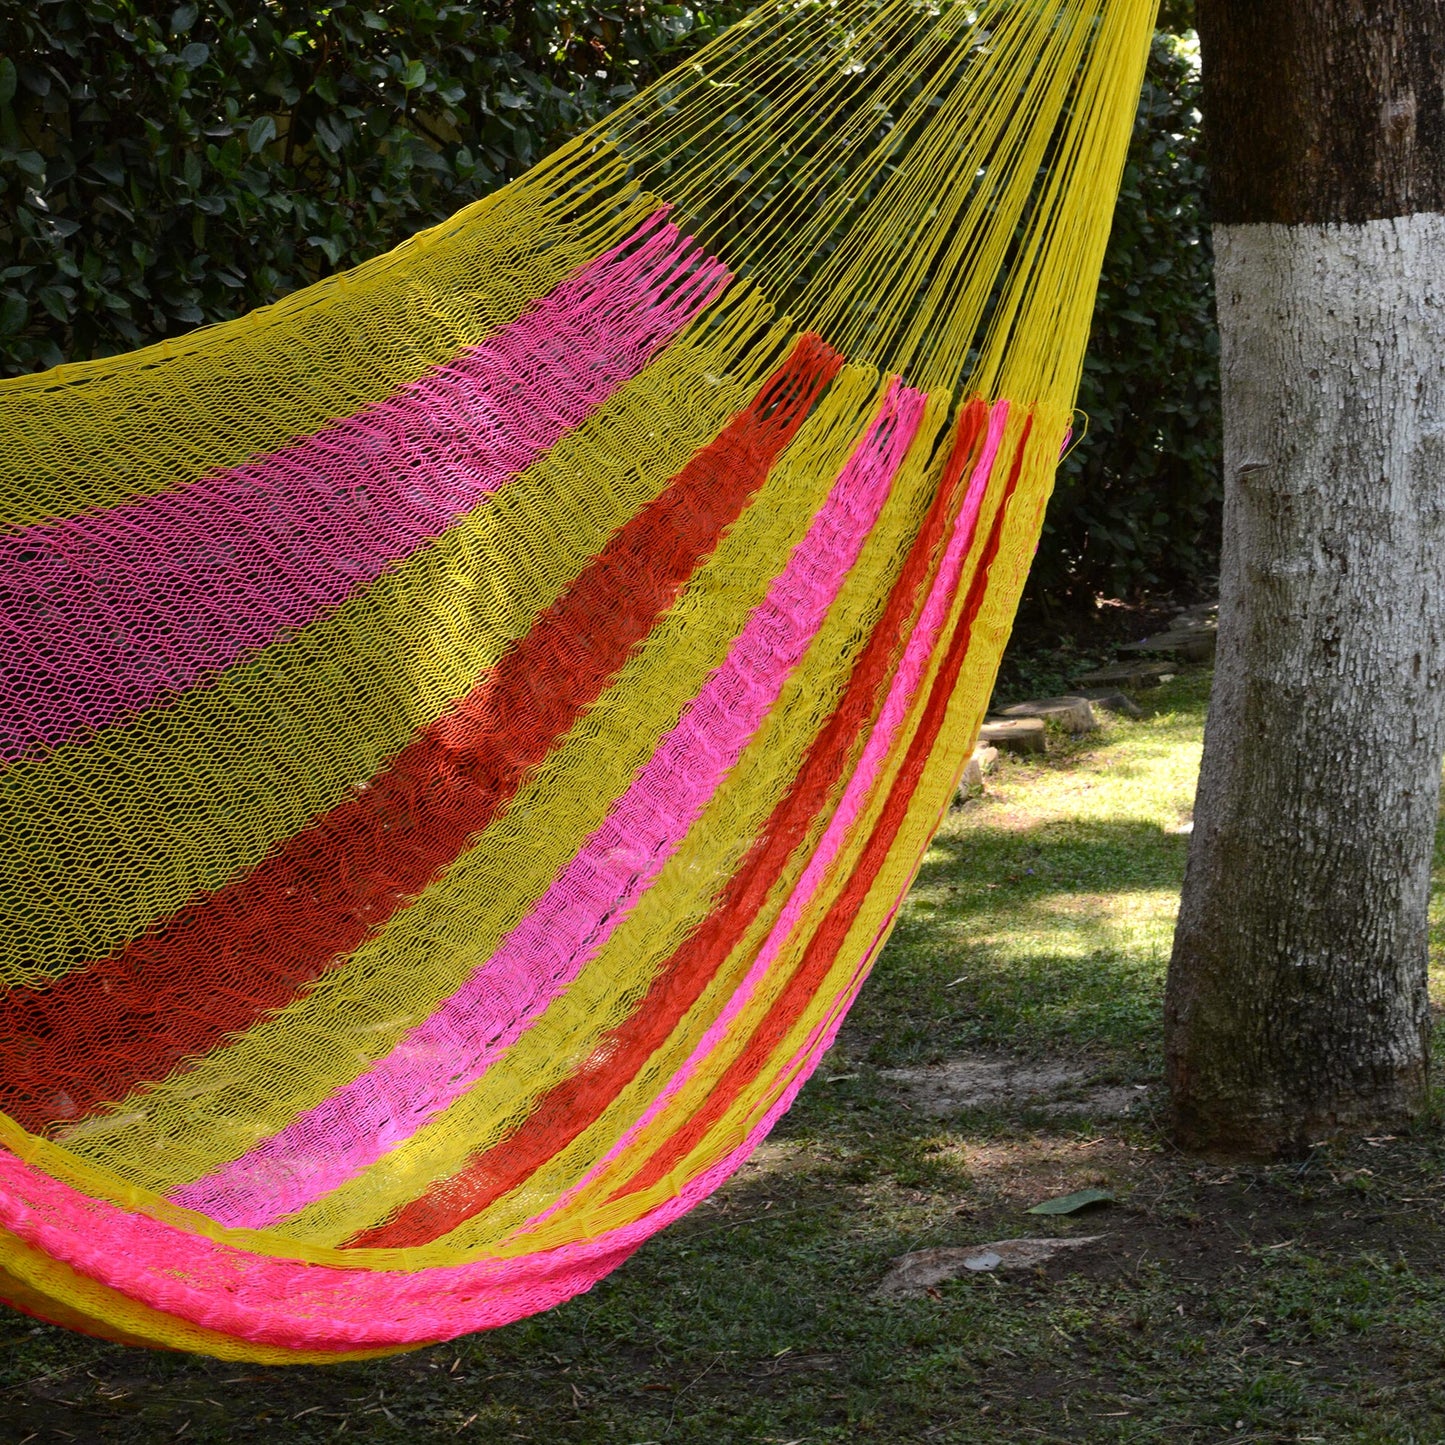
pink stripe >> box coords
[0,213,728,762]
[167,382,928,1231]
[534,401,1010,1219]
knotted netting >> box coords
[0,0,1158,1360]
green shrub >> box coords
[0,0,746,372]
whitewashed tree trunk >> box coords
[1165,0,1445,1156]
[1165,215,1445,1154]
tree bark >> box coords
[1165,0,1445,1157]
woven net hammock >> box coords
[0,0,1156,1360]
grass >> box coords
[6,667,1445,1443]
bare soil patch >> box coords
[881,1052,1149,1119]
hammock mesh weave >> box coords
[0,0,1157,1360]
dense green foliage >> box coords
[1026,31,1219,610]
[1,3,1219,604]
[0,0,746,371]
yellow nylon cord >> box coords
[58,362,876,1193]
[1,291,784,985]
[0,0,1165,1361]
[286,384,948,1249]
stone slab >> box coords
[878,1236,1106,1296]
[1075,688,1142,719]
[997,695,1098,733]
[956,744,1000,796]
[1173,599,1219,621]
[1071,660,1174,690]
[1119,628,1217,661]
[1169,612,1218,633]
[978,717,1047,754]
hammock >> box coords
[0,0,1156,1361]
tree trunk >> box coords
[1165,0,1445,1157]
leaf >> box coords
[36,286,74,324]
[313,115,346,154]
[171,3,199,34]
[180,42,209,69]
[0,58,16,108]
[1026,1188,1116,1216]
[0,293,27,335]
[246,115,276,153]
[401,60,427,91]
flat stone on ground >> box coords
[1075,688,1142,719]
[996,695,1098,733]
[1072,660,1175,690]
[1119,628,1217,661]
[880,1054,1148,1119]
[956,744,1000,796]
[877,1236,1106,1296]
[1172,599,1219,624]
[978,717,1047,754]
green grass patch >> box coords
[851,669,1209,1074]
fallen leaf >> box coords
[1027,1187,1116,1216]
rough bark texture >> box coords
[1198,0,1445,226]
[1165,214,1445,1156]
[1168,0,1445,1158]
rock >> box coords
[977,717,1047,755]
[1071,661,1175,690]
[878,1236,1107,1296]
[1169,613,1217,634]
[1172,599,1219,626]
[1118,628,1217,662]
[996,695,1098,733]
[1027,1187,1116,1216]
[956,744,1000,797]
[1075,688,1142,719]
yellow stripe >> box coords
[283,381,946,1247]
[0,292,782,987]
[0,144,657,528]
[59,364,880,1196]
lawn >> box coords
[6,667,1445,1444]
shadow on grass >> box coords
[848,818,1191,1072]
